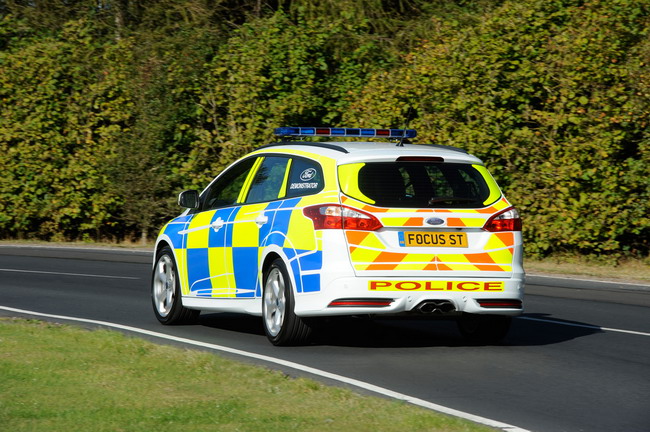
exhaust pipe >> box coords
[415,300,456,315]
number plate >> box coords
[399,232,468,248]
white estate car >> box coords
[152,127,524,345]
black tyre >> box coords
[151,246,199,325]
[262,259,312,346]
[457,313,511,345]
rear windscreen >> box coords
[338,162,500,208]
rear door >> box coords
[184,157,257,297]
[338,160,517,278]
[225,156,291,297]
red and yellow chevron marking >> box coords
[341,195,516,273]
[345,230,515,273]
[349,250,513,272]
[446,217,485,228]
[380,217,424,226]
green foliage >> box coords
[0,0,648,257]
[179,10,390,187]
[0,17,121,240]
[345,0,650,258]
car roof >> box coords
[255,140,484,165]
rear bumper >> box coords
[293,275,525,317]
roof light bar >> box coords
[274,127,417,139]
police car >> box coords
[152,127,524,345]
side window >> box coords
[285,158,324,198]
[245,156,290,204]
[202,157,257,210]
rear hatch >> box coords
[337,157,519,278]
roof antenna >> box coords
[397,107,414,147]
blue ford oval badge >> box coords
[425,217,445,226]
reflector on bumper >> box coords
[328,298,394,307]
[477,299,522,309]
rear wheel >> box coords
[262,259,312,346]
[151,246,199,325]
[457,313,511,345]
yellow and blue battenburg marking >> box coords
[162,196,324,299]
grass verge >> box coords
[525,255,650,284]
[0,318,494,432]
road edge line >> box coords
[518,316,650,337]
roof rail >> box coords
[257,141,349,153]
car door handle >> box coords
[210,217,224,232]
[255,214,269,227]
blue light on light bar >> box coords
[273,127,417,139]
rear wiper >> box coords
[427,196,478,206]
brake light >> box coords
[396,156,444,162]
[483,207,522,232]
[303,205,383,231]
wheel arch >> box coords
[154,238,172,258]
[261,251,282,280]
[151,239,198,324]
[259,249,313,345]
[154,236,191,296]
[259,248,300,297]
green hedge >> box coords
[344,0,650,257]
[0,0,648,257]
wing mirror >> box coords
[178,190,200,209]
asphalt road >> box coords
[1,245,648,432]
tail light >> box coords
[303,205,383,231]
[483,207,522,232]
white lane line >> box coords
[0,305,530,432]
[518,316,650,337]
[0,268,139,280]
[526,273,649,288]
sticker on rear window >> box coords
[290,182,318,190]
[300,168,317,181]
